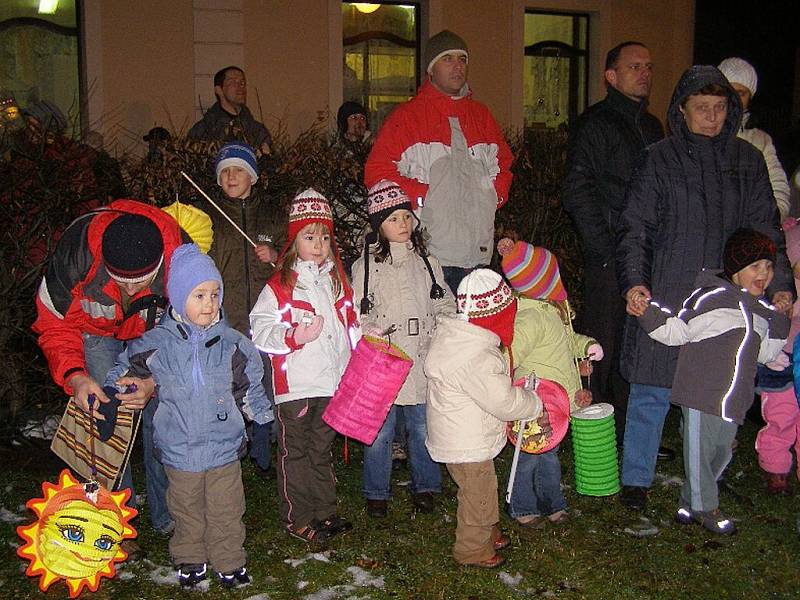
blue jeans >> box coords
[362,404,441,500]
[249,352,274,470]
[83,333,173,531]
[508,446,566,518]
[621,383,672,488]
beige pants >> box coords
[165,461,246,573]
[446,461,502,564]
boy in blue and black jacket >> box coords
[105,244,272,589]
[636,228,789,535]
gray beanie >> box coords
[718,57,758,96]
[22,100,67,133]
[424,30,468,74]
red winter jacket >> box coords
[364,80,513,209]
[32,200,185,394]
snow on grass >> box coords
[285,551,332,568]
[303,585,356,600]
[623,516,660,537]
[0,507,25,523]
[499,571,524,588]
[346,565,384,588]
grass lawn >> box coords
[1,407,798,599]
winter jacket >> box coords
[364,81,513,269]
[187,101,272,150]
[351,240,455,405]
[562,85,664,267]
[511,298,597,413]
[105,309,272,472]
[197,189,286,334]
[249,260,358,404]
[424,316,542,464]
[639,270,789,424]
[32,200,186,394]
[738,113,791,219]
[616,65,793,388]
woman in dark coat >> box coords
[614,65,794,510]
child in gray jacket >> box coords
[106,244,272,589]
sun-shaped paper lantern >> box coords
[162,200,214,253]
[17,469,137,598]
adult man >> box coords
[32,199,187,540]
[562,41,664,450]
[365,30,513,294]
[188,66,272,152]
[616,65,793,511]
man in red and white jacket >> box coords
[32,198,186,537]
[365,30,513,294]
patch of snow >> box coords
[285,551,332,568]
[395,480,411,487]
[347,566,384,588]
[20,416,60,440]
[499,571,524,588]
[117,570,136,581]
[298,581,309,590]
[304,585,356,600]
[146,563,179,586]
[244,595,272,600]
[0,507,25,524]
[5,485,12,492]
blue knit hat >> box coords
[167,244,224,320]
[214,142,259,185]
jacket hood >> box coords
[667,65,742,145]
[426,315,500,378]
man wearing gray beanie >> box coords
[365,29,513,295]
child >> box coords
[755,218,800,494]
[204,142,286,479]
[350,180,454,518]
[497,239,602,528]
[104,243,273,588]
[425,269,543,568]
[637,228,789,534]
[250,189,357,542]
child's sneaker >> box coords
[675,506,736,535]
[177,563,207,588]
[217,566,251,589]
[765,472,791,496]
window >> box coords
[342,2,420,132]
[523,11,588,129]
[0,0,81,136]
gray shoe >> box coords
[675,506,736,535]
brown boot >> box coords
[765,472,791,496]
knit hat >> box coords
[718,57,758,96]
[102,213,165,284]
[359,180,445,315]
[424,30,468,74]
[337,101,368,136]
[723,228,776,278]
[22,100,67,133]
[286,188,334,243]
[167,243,223,320]
[783,218,800,266]
[497,238,568,301]
[457,269,517,347]
[214,142,259,185]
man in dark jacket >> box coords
[199,142,286,478]
[187,66,272,153]
[562,42,664,445]
[615,65,794,511]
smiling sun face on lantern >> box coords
[17,469,137,598]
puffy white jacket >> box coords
[250,260,357,404]
[739,115,790,219]
[424,315,542,464]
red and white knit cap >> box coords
[457,268,517,347]
[286,188,334,242]
[366,180,412,233]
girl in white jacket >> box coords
[425,269,543,568]
[351,180,455,518]
[250,189,358,542]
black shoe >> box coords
[250,458,275,481]
[318,515,353,537]
[217,566,250,589]
[657,446,675,461]
[366,499,388,518]
[177,563,208,588]
[619,486,648,511]
[412,492,436,513]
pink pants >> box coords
[756,388,800,477]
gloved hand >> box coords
[587,343,604,361]
[766,352,791,371]
[293,315,324,345]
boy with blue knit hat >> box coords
[198,141,286,479]
[105,243,272,588]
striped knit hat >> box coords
[497,238,568,302]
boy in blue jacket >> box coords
[106,244,272,588]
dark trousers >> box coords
[249,352,275,470]
[578,261,630,442]
[275,397,338,529]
